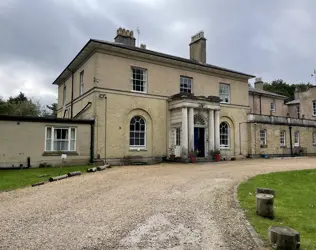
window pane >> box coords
[70,140,75,151]
[71,128,76,140]
[46,139,52,151]
[132,68,147,92]
[54,141,69,151]
[130,116,146,147]
[220,122,229,147]
[180,76,192,93]
[46,127,52,139]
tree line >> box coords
[262,79,312,101]
[0,92,57,117]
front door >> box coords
[194,127,205,157]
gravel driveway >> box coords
[1,158,315,250]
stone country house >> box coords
[1,28,316,167]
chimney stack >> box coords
[294,87,300,100]
[114,27,136,46]
[189,31,206,64]
[254,77,264,90]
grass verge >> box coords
[238,169,316,249]
[0,165,90,191]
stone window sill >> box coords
[260,145,268,148]
[280,146,287,148]
[129,148,147,152]
[220,147,231,150]
[42,151,78,156]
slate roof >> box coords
[52,39,254,85]
[285,99,300,105]
[248,86,288,99]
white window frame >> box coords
[313,132,316,146]
[294,131,300,147]
[79,70,84,95]
[280,130,286,147]
[175,127,181,146]
[219,83,230,104]
[131,67,147,93]
[313,101,316,116]
[260,129,267,146]
[220,122,230,148]
[129,116,146,149]
[270,101,276,112]
[180,76,192,93]
[45,127,77,152]
[62,85,66,106]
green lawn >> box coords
[238,169,316,249]
[0,165,90,191]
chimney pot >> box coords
[140,44,146,49]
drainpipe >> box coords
[289,125,293,157]
[104,95,107,162]
[254,123,257,157]
[90,122,95,163]
[71,71,74,118]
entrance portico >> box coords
[169,93,221,159]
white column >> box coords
[215,110,220,150]
[208,109,214,152]
[188,108,194,152]
[181,107,188,158]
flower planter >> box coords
[169,154,175,161]
[215,153,221,162]
[190,155,197,163]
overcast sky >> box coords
[1,0,316,105]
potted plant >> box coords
[189,149,199,163]
[169,146,176,161]
[214,149,221,162]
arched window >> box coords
[194,114,206,126]
[220,122,230,148]
[130,116,146,148]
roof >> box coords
[248,86,288,99]
[0,115,95,124]
[285,99,300,105]
[52,39,255,85]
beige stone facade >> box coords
[52,29,253,164]
[4,29,316,167]
[0,117,93,168]
[49,28,316,164]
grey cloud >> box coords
[1,0,316,103]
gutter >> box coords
[0,115,94,124]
